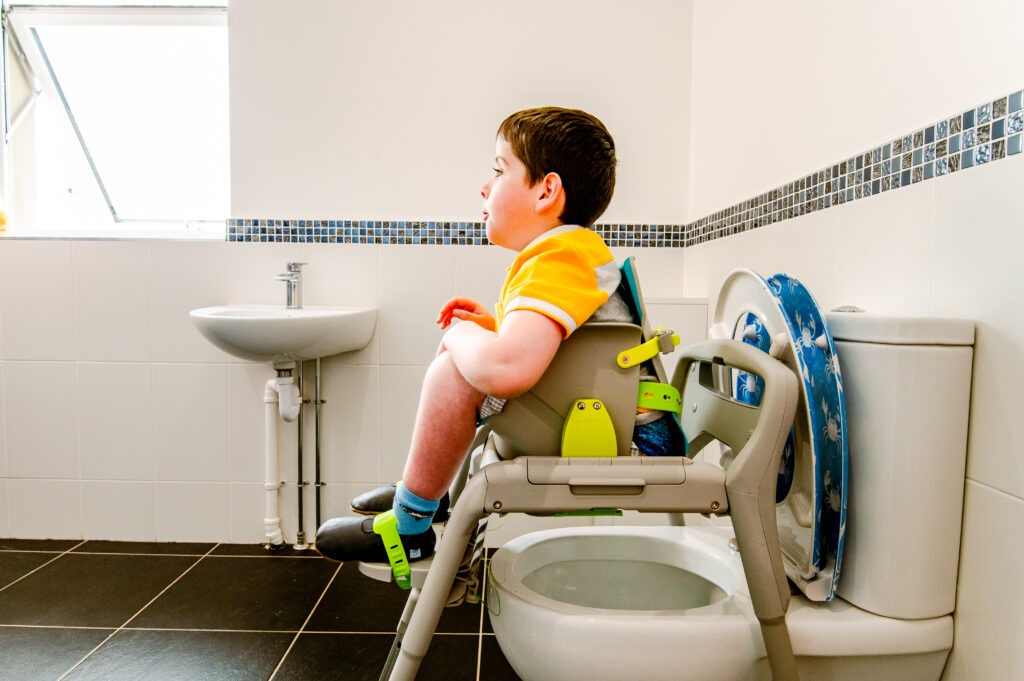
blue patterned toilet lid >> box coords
[711,269,848,602]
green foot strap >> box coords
[372,510,412,590]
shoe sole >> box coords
[350,506,382,516]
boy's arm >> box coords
[440,308,562,399]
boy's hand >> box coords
[437,297,496,332]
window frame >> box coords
[2,3,229,239]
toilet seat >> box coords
[711,269,848,601]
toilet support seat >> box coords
[376,339,802,681]
[712,269,849,601]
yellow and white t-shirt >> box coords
[495,225,628,337]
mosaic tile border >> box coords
[684,87,1024,247]
[229,88,1023,249]
[227,219,685,248]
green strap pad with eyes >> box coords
[372,510,412,590]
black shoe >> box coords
[315,516,435,563]
[350,485,451,523]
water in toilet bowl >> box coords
[522,557,727,610]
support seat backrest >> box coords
[487,321,643,458]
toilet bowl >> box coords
[488,526,761,681]
[487,270,973,681]
[488,525,954,681]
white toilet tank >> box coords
[826,312,974,620]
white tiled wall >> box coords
[0,240,698,545]
[681,155,1024,681]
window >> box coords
[2,2,228,237]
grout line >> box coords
[267,560,342,680]
[66,549,321,559]
[0,623,112,631]
[54,543,219,681]
[68,550,215,558]
[0,540,86,594]
[475,601,485,681]
[112,626,301,634]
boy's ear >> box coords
[535,172,566,217]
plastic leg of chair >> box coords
[760,616,800,681]
[385,474,489,681]
[378,587,420,681]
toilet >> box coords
[487,272,975,681]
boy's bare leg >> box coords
[315,349,483,562]
[401,350,485,500]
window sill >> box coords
[0,225,226,241]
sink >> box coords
[190,305,376,364]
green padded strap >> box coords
[372,510,412,590]
[637,381,682,414]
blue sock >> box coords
[393,484,440,536]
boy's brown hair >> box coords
[498,107,616,228]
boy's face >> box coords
[480,136,541,251]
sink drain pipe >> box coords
[295,362,307,550]
[263,368,303,549]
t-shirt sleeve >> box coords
[501,241,610,337]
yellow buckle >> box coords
[617,328,681,368]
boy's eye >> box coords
[492,167,503,176]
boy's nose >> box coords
[481,176,494,198]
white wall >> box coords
[687,2,1024,679]
[230,0,693,224]
[0,239,696,543]
[690,0,1024,218]
[0,1,695,543]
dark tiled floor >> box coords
[0,539,521,681]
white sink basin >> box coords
[190,305,376,364]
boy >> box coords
[316,107,627,563]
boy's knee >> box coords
[426,351,485,403]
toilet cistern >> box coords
[274,261,307,309]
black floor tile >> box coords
[437,598,484,634]
[62,629,293,681]
[303,563,406,633]
[0,554,198,627]
[416,635,482,681]
[212,543,319,558]
[0,540,510,680]
[479,634,523,680]
[0,551,60,589]
[72,541,215,556]
[129,555,338,631]
[270,632,395,681]
[0,626,113,681]
[305,562,483,634]
[273,632,481,681]
[0,539,80,552]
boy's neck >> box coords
[514,222,578,253]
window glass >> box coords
[3,4,228,237]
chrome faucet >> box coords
[274,262,307,309]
